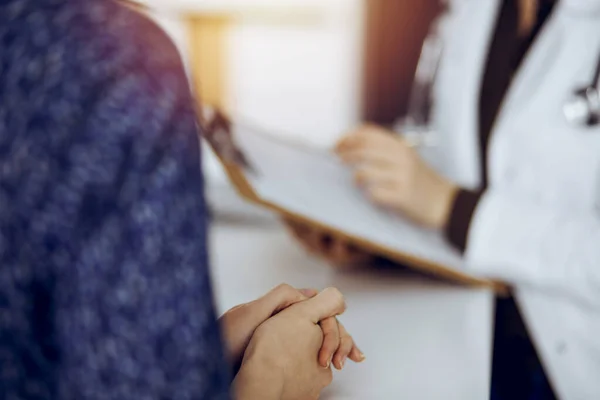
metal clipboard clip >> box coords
[203,109,258,175]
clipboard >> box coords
[203,110,505,291]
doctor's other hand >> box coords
[221,284,364,371]
[233,288,358,400]
[336,125,458,230]
[284,218,374,268]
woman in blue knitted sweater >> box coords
[0,1,363,398]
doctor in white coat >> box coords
[288,0,600,399]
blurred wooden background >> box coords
[362,0,441,125]
[150,0,442,129]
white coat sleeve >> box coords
[465,189,600,308]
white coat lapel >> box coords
[494,0,600,137]
[491,10,563,137]
[433,0,501,189]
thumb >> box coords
[298,288,319,298]
[292,287,346,324]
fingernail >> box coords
[325,357,331,369]
[341,357,346,369]
[358,353,366,362]
[299,288,317,298]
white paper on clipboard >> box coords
[231,121,470,275]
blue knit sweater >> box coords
[0,0,230,398]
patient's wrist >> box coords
[233,357,283,400]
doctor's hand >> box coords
[284,218,374,268]
[335,125,459,230]
[220,284,364,371]
[233,288,364,400]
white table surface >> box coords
[209,220,494,400]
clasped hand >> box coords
[220,284,364,400]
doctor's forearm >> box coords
[445,189,483,252]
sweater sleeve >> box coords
[52,12,231,400]
[0,2,231,399]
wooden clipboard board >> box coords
[203,110,506,292]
